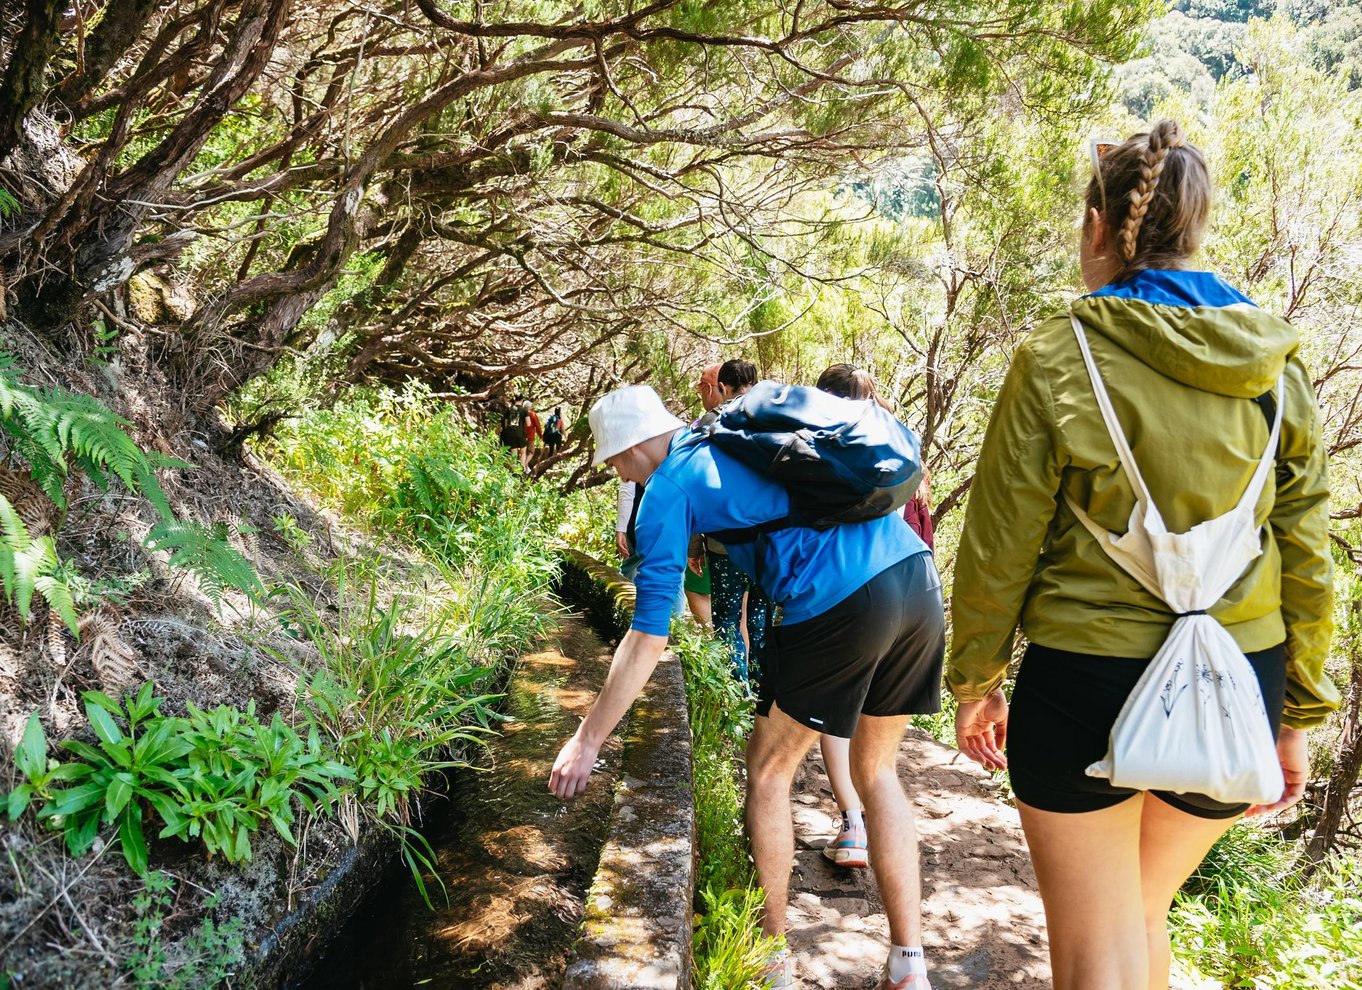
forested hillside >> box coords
[1,1,1360,988]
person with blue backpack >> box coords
[550,382,944,990]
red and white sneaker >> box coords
[822,822,869,868]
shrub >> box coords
[6,685,350,874]
[1171,826,1362,988]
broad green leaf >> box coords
[84,703,124,748]
[16,711,47,778]
[104,772,135,821]
[7,784,33,820]
[119,806,148,875]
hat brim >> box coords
[592,420,684,467]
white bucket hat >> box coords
[589,385,686,466]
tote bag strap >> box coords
[1069,312,1156,510]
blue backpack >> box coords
[682,380,923,541]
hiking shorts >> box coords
[756,551,944,738]
[684,556,711,595]
[1008,641,1288,819]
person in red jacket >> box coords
[902,469,934,551]
[519,398,542,472]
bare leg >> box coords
[848,714,920,946]
[820,734,863,815]
[685,590,712,627]
[1018,796,1148,990]
[1138,796,1238,990]
[746,703,819,938]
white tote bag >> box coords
[1066,314,1286,806]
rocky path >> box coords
[784,727,1049,989]
[784,727,1219,990]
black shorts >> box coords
[1008,641,1288,819]
[755,551,944,738]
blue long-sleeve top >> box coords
[630,431,926,635]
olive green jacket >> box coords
[947,286,1340,729]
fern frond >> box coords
[0,492,31,608]
[35,572,80,636]
[0,351,157,509]
[7,532,58,619]
[145,520,264,607]
[132,460,174,521]
[79,610,139,692]
[49,390,146,493]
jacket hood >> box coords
[1070,270,1298,399]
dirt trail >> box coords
[785,727,1048,989]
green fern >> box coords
[0,493,78,633]
[0,354,152,508]
[145,520,264,608]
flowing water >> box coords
[293,614,620,989]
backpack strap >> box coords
[675,425,792,544]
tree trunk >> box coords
[0,0,64,162]
[1304,653,1362,868]
[54,0,163,110]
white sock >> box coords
[887,946,926,981]
[841,807,865,831]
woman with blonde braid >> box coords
[949,119,1338,989]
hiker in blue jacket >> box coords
[549,384,945,990]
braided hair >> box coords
[1086,119,1212,276]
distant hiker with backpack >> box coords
[551,383,943,990]
[519,399,542,472]
[543,406,565,456]
[498,399,526,460]
[948,121,1338,990]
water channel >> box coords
[292,614,619,990]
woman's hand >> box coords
[1246,726,1310,818]
[955,689,1009,771]
[688,554,705,576]
[615,531,630,558]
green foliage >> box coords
[692,885,775,990]
[144,519,265,608]
[0,351,261,624]
[1171,831,1362,988]
[276,569,500,827]
[0,187,18,220]
[5,685,350,875]
[87,319,120,369]
[556,484,617,562]
[0,496,78,632]
[128,872,246,990]
[271,512,312,552]
[669,624,781,984]
[0,352,164,509]
[675,625,754,891]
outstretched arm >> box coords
[549,629,668,799]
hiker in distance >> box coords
[948,119,1339,990]
[549,383,943,990]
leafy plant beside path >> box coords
[7,685,349,875]
[0,350,261,633]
